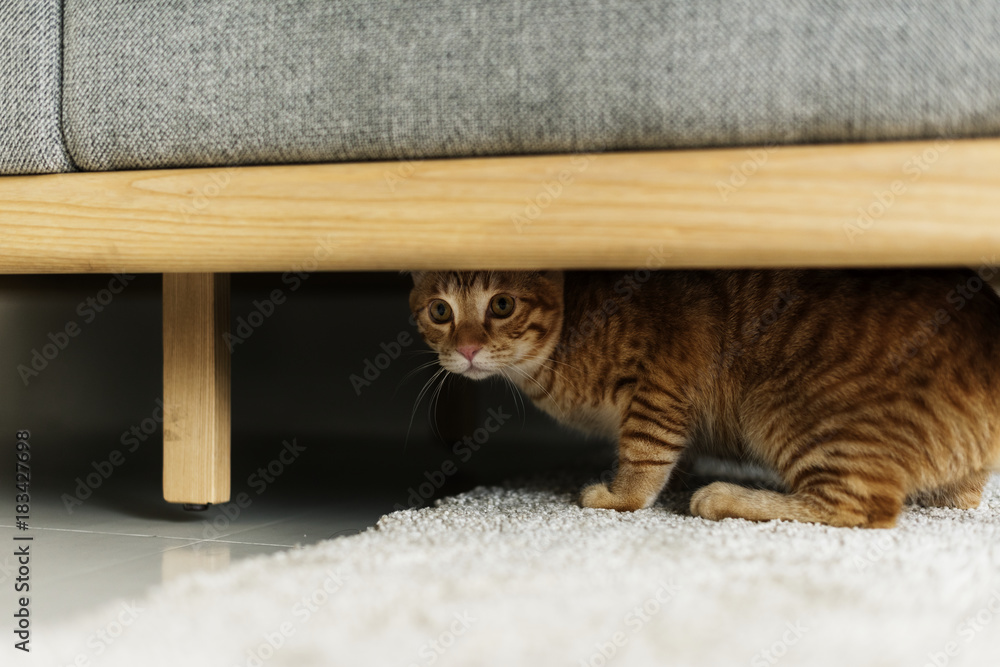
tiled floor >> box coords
[0,432,450,631]
[0,470,392,624]
[0,431,594,633]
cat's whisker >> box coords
[509,375,528,427]
[396,360,444,386]
[391,360,446,401]
[506,374,527,425]
[414,367,446,407]
[498,369,527,426]
[516,354,574,385]
[427,370,452,443]
[405,367,447,450]
[519,354,583,372]
[505,364,564,417]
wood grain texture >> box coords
[1,138,999,274]
[163,273,231,505]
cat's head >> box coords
[409,271,564,380]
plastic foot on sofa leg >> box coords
[183,503,211,512]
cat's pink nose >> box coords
[458,346,481,362]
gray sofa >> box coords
[5,0,1000,176]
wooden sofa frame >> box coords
[3,138,998,506]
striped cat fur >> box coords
[410,269,1000,528]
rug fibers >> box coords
[31,476,1000,667]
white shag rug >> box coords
[34,476,1000,667]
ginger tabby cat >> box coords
[410,269,1000,528]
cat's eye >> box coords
[428,299,453,323]
[490,294,515,318]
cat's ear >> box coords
[407,271,426,285]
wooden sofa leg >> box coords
[163,273,231,507]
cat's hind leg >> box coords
[690,447,908,528]
[690,481,904,528]
[690,482,877,527]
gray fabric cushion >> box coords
[0,0,73,175]
[62,0,1000,171]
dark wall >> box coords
[2,272,598,507]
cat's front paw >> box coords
[580,483,647,511]
[580,483,616,509]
